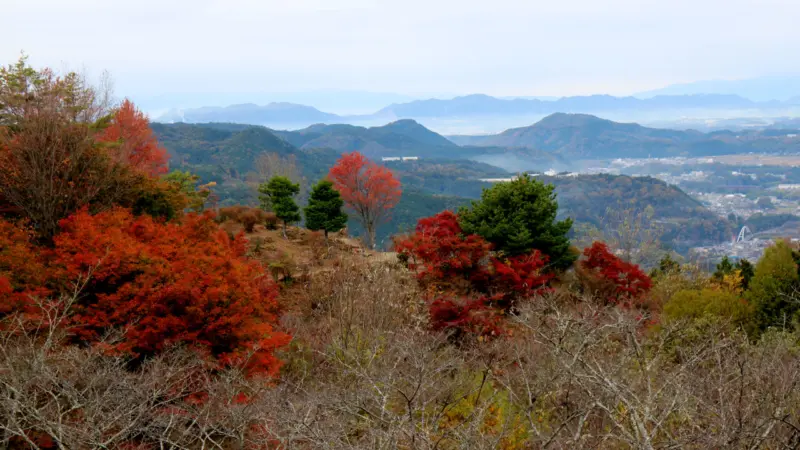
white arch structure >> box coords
[737,226,751,243]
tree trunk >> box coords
[282,221,287,239]
[366,225,376,250]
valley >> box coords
[152,112,800,264]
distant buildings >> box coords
[381,156,419,162]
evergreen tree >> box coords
[259,176,300,238]
[458,173,575,271]
[713,256,734,280]
[735,258,755,290]
[304,180,348,241]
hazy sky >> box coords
[3,0,800,106]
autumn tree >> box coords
[328,152,401,249]
[578,242,652,306]
[576,201,665,266]
[304,180,347,241]
[96,99,168,177]
[746,240,800,332]
[459,173,575,271]
[0,57,168,239]
[0,219,47,319]
[259,176,300,238]
[395,210,552,338]
[50,207,291,375]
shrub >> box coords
[239,210,260,233]
[578,242,652,307]
[0,219,48,319]
[263,211,279,230]
[50,207,291,375]
[395,210,552,338]
[746,240,800,332]
[664,288,754,330]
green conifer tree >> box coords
[458,173,575,271]
[304,180,348,242]
[259,176,300,238]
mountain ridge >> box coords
[155,93,800,130]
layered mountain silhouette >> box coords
[156,93,800,131]
[448,113,800,159]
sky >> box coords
[3,0,800,113]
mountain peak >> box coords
[535,112,610,128]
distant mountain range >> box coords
[636,76,800,102]
[156,93,800,133]
[448,113,800,159]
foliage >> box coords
[664,288,754,330]
[746,240,800,332]
[0,219,47,319]
[304,180,348,239]
[459,174,574,271]
[650,253,681,278]
[258,176,301,235]
[0,58,169,239]
[395,210,492,291]
[96,99,169,177]
[575,202,665,267]
[329,152,401,249]
[737,258,755,290]
[163,170,215,212]
[714,256,735,281]
[395,211,552,338]
[428,295,505,340]
[745,213,799,232]
[578,242,653,306]
[50,207,290,375]
[219,206,278,232]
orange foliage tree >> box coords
[328,152,401,249]
[97,99,168,178]
[50,208,291,376]
[0,59,170,240]
[0,219,47,319]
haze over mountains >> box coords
[157,92,800,135]
[636,76,800,102]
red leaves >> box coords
[0,219,48,319]
[395,211,553,340]
[579,242,652,306]
[50,208,290,376]
[429,295,504,339]
[328,152,401,248]
[395,211,491,288]
[97,99,169,177]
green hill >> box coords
[273,119,459,158]
[447,113,800,159]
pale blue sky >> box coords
[3,0,799,110]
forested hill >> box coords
[152,122,731,250]
[540,174,731,247]
[150,122,340,184]
[271,119,459,158]
[448,113,800,159]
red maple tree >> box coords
[395,210,492,291]
[395,210,553,339]
[328,152,401,249]
[50,208,290,376]
[579,242,653,306]
[97,99,169,177]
